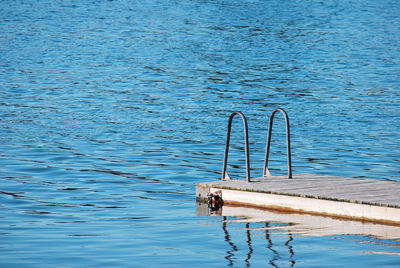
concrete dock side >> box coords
[196,173,400,225]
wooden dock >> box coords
[196,173,400,225]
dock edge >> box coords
[196,182,400,225]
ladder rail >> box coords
[221,111,251,182]
[263,108,292,179]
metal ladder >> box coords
[221,111,251,182]
[221,108,292,182]
[263,108,292,179]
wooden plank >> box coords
[202,174,400,206]
[209,188,400,224]
[196,173,400,224]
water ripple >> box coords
[0,0,399,266]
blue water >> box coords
[1,0,399,266]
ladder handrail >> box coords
[221,111,251,182]
[263,108,292,179]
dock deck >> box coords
[196,174,400,225]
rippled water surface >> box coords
[1,0,400,266]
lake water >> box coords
[1,0,399,266]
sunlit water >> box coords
[1,0,399,266]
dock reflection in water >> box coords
[197,202,400,266]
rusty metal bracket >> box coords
[207,191,223,211]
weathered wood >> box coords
[196,173,400,224]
